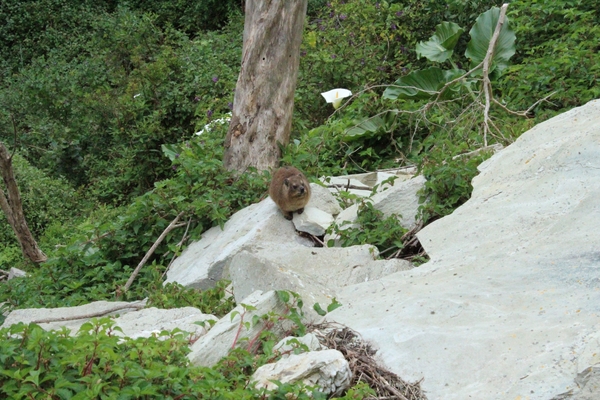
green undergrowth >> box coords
[0,291,374,399]
[327,197,407,259]
[0,121,268,312]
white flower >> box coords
[195,112,232,136]
[321,88,352,109]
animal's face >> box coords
[284,175,307,197]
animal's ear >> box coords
[284,178,289,186]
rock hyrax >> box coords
[269,166,311,220]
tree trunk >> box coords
[223,0,308,172]
[0,142,47,264]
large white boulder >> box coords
[165,179,411,303]
[164,198,309,289]
[228,245,413,317]
[328,99,600,399]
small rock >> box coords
[293,206,334,236]
[8,267,26,280]
[307,183,342,216]
[252,349,351,396]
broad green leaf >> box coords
[465,7,516,78]
[383,67,465,101]
[416,22,464,63]
[343,109,402,140]
[344,115,387,139]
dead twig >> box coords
[492,90,557,117]
[31,302,146,324]
[161,215,193,279]
[123,211,185,292]
[312,323,427,400]
[326,183,372,191]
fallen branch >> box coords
[123,211,185,292]
[31,301,146,324]
[492,90,557,117]
[161,215,193,279]
[326,183,373,191]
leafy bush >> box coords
[0,8,243,205]
[124,0,242,34]
[0,0,114,79]
[0,121,268,310]
[148,281,235,318]
[328,198,407,258]
[498,0,600,118]
[0,318,322,399]
[0,295,374,399]
[418,147,494,224]
[295,0,504,130]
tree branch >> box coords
[123,211,185,292]
[482,3,509,147]
[31,302,146,324]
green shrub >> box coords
[0,0,114,79]
[499,0,600,119]
[328,198,407,258]
[294,0,503,130]
[418,147,494,225]
[124,0,242,34]
[148,281,236,318]
[0,121,268,310]
[0,318,322,399]
[0,8,243,205]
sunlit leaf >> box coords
[416,22,464,63]
[465,7,516,77]
[383,67,465,100]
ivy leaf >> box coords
[465,6,516,78]
[416,22,464,63]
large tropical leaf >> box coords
[383,67,465,101]
[343,111,398,140]
[416,22,464,63]
[465,7,516,77]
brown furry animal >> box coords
[269,166,311,220]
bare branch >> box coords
[492,91,557,117]
[31,301,146,324]
[161,215,193,279]
[123,211,185,292]
[482,3,509,146]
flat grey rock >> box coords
[329,99,600,399]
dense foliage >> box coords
[0,0,598,396]
[0,300,367,400]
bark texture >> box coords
[0,142,47,263]
[223,0,308,172]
